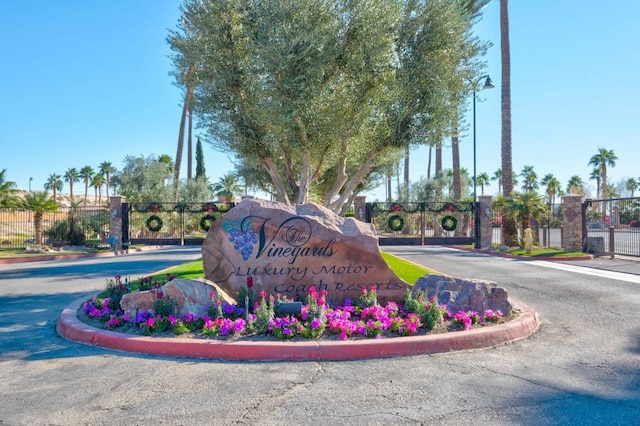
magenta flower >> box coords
[311,318,321,329]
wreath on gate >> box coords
[200,214,216,232]
[440,215,458,232]
[388,214,405,232]
[145,215,163,232]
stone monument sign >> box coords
[202,199,411,305]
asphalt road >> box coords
[1,246,639,425]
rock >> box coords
[119,278,233,318]
[202,198,411,306]
[412,274,511,315]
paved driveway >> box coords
[1,246,639,425]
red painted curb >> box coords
[57,298,540,361]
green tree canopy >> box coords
[169,0,489,213]
[0,169,19,208]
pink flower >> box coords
[209,291,215,299]
[259,291,267,298]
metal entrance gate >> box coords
[123,202,234,246]
[584,197,640,257]
[365,201,475,245]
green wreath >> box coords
[440,215,458,232]
[145,215,163,232]
[200,214,216,232]
[388,214,405,232]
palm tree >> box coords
[0,169,19,207]
[64,168,79,201]
[540,173,561,205]
[505,191,548,242]
[588,148,617,217]
[500,0,517,245]
[212,174,243,204]
[80,165,94,206]
[625,177,638,198]
[99,162,116,199]
[44,173,63,203]
[589,168,602,199]
[158,155,174,187]
[519,165,538,192]
[21,191,58,244]
[588,148,617,199]
[475,172,490,195]
[566,175,585,195]
[491,168,503,195]
[91,173,105,204]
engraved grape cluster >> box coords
[229,228,258,261]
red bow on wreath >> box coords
[150,204,161,213]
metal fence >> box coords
[365,201,475,245]
[125,202,234,245]
[585,197,640,257]
[0,206,109,249]
[491,201,562,248]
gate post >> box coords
[354,196,367,222]
[478,195,493,249]
[561,194,583,252]
[108,196,125,252]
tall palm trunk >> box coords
[34,213,43,245]
[173,88,191,201]
[451,118,461,200]
[187,105,193,181]
[500,0,518,245]
[403,146,410,201]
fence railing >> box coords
[491,202,562,248]
[0,206,109,249]
[125,202,234,245]
[365,201,475,243]
[585,197,640,257]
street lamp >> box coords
[472,75,494,249]
[29,177,33,192]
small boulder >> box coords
[412,274,511,315]
[119,278,234,318]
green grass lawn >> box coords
[502,247,587,257]
[136,252,434,288]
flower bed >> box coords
[78,275,509,341]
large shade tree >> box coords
[169,0,489,213]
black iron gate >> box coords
[584,197,640,257]
[365,201,475,245]
[123,202,234,246]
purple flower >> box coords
[311,318,321,329]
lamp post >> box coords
[29,177,33,192]
[472,75,494,249]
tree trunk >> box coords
[451,117,461,200]
[403,145,410,201]
[297,149,312,204]
[426,144,432,180]
[435,133,442,176]
[187,104,193,181]
[500,0,518,245]
[261,157,290,204]
[173,89,190,201]
[34,214,43,245]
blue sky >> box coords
[1,1,639,201]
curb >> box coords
[451,246,594,261]
[57,298,540,362]
[0,246,165,265]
